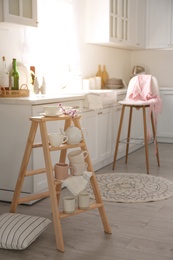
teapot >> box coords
[60,123,87,145]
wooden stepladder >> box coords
[10,115,111,252]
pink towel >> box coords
[128,75,154,101]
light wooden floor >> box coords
[0,143,173,260]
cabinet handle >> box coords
[98,111,103,115]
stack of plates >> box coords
[106,78,124,89]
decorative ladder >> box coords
[9,115,112,252]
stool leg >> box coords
[143,107,149,174]
[113,105,125,170]
[125,106,133,164]
[150,111,160,167]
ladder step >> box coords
[59,202,103,219]
[26,167,54,176]
[18,191,50,204]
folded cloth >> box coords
[63,171,92,196]
[84,93,103,110]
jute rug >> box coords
[86,173,173,203]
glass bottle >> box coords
[96,64,103,88]
[11,58,19,90]
[102,65,109,89]
[0,56,9,89]
[33,76,39,94]
[40,77,46,94]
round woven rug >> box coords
[86,173,173,203]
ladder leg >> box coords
[73,118,112,234]
[150,111,160,167]
[143,107,149,174]
[39,121,65,252]
[113,105,125,170]
[10,121,38,213]
[90,174,112,234]
[59,118,72,163]
[125,106,133,164]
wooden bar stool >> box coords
[112,75,162,174]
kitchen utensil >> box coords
[55,163,74,180]
[48,133,68,147]
[132,66,145,75]
[67,149,88,163]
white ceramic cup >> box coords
[69,162,88,176]
[63,196,76,213]
[78,191,90,209]
[43,105,61,116]
[55,163,74,180]
[67,149,88,163]
[48,133,68,147]
[89,77,96,89]
[95,76,101,89]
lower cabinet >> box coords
[81,107,113,171]
[0,99,82,203]
[157,89,173,143]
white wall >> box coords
[131,50,173,87]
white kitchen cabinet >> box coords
[85,0,146,49]
[0,98,83,203]
[146,0,173,49]
[157,89,173,143]
[0,0,38,27]
[82,107,113,170]
[129,0,146,48]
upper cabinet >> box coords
[85,0,146,49]
[0,0,38,27]
[146,0,173,49]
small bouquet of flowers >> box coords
[58,103,79,118]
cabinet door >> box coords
[146,0,171,48]
[3,0,38,27]
[81,110,98,166]
[82,107,112,169]
[110,0,129,44]
[128,0,146,48]
[157,90,173,142]
[98,107,112,162]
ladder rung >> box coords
[49,142,85,151]
[18,191,50,204]
[32,143,43,148]
[59,202,103,219]
[32,142,85,150]
[25,167,53,176]
[17,187,61,204]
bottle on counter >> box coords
[33,76,39,94]
[0,56,9,89]
[11,58,19,90]
[40,76,46,94]
[96,64,103,88]
[102,65,109,89]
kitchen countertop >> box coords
[0,89,127,105]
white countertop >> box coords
[0,89,127,105]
